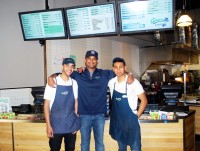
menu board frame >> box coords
[118,0,175,35]
[64,1,118,39]
[18,8,67,41]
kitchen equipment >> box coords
[11,106,21,114]
[31,87,45,105]
[31,87,45,114]
[20,104,32,114]
[33,105,44,114]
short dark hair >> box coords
[112,57,126,66]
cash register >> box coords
[161,84,183,106]
[160,84,189,112]
[31,86,45,113]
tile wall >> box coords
[0,37,140,109]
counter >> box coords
[179,94,200,135]
[188,104,200,135]
[0,110,195,151]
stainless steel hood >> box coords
[140,43,200,65]
[138,43,200,75]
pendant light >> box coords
[176,0,192,27]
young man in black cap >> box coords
[108,57,147,151]
[48,51,133,151]
[44,58,80,151]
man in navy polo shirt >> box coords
[73,50,114,151]
[48,50,133,151]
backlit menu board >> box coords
[65,2,118,38]
[119,0,174,34]
[19,9,66,40]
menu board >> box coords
[119,0,174,34]
[19,9,66,40]
[65,2,117,38]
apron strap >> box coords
[114,82,136,112]
[114,82,127,94]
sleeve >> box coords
[70,71,78,79]
[108,78,115,98]
[104,70,115,80]
[133,79,145,95]
[72,80,78,99]
[43,84,53,101]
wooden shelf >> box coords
[172,43,200,54]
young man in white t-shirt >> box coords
[108,57,148,151]
[44,58,80,151]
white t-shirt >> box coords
[44,75,78,110]
[108,75,145,113]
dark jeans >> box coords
[49,133,76,151]
[117,140,141,151]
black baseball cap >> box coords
[85,50,98,59]
[62,58,75,66]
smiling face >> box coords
[85,56,98,70]
[62,63,75,76]
[113,62,126,78]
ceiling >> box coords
[175,0,200,10]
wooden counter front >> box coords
[140,111,195,151]
[0,111,195,151]
[0,122,13,151]
[189,105,200,135]
[13,123,52,151]
[12,122,115,151]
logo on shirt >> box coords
[61,91,68,95]
[115,97,121,101]
[122,95,127,98]
[94,76,100,79]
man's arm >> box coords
[125,72,134,84]
[44,99,53,138]
[104,69,134,84]
[75,99,78,115]
[137,93,148,118]
[47,73,60,88]
[72,98,79,134]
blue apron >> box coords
[50,80,80,134]
[109,83,141,145]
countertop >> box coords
[0,110,195,123]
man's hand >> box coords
[127,73,134,84]
[72,131,77,134]
[47,73,57,88]
[77,67,86,73]
[46,126,54,138]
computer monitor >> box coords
[161,84,183,105]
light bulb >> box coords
[176,15,192,27]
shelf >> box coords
[172,43,200,54]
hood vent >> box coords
[140,43,199,65]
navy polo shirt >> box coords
[71,68,114,115]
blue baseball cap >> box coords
[85,50,98,59]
